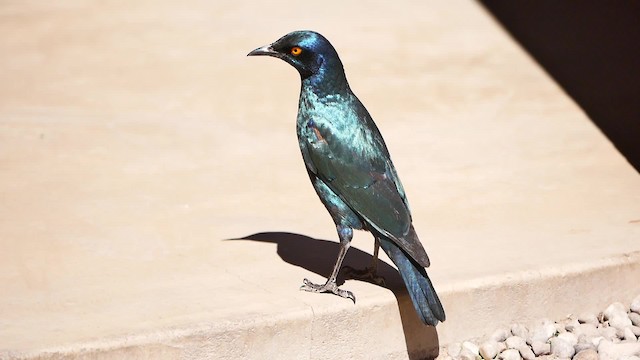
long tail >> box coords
[378,236,446,326]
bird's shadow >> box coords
[229,231,439,360]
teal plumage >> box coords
[248,31,445,326]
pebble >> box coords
[528,319,556,344]
[459,348,477,360]
[598,339,640,360]
[554,323,566,334]
[447,342,461,358]
[600,326,620,341]
[511,323,528,340]
[578,313,599,324]
[604,302,628,319]
[577,323,599,338]
[518,345,536,360]
[505,336,527,350]
[631,294,640,313]
[574,341,596,353]
[479,340,500,359]
[491,328,511,342]
[573,348,598,360]
[502,335,534,359]
[550,337,575,358]
[462,341,480,356]
[499,348,522,360]
[565,318,580,332]
[591,336,605,347]
[624,327,637,341]
[610,315,633,331]
[440,295,640,360]
[604,302,633,329]
[557,331,578,347]
[530,341,550,356]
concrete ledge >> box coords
[1,1,640,359]
[6,251,640,359]
[438,251,640,345]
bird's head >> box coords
[247,30,345,83]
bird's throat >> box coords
[303,70,349,99]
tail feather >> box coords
[379,237,445,326]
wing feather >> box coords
[300,110,430,267]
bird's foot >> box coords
[300,278,355,303]
[342,265,386,287]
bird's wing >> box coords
[300,105,430,267]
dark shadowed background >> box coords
[480,0,640,172]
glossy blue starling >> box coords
[247,30,445,326]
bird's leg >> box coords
[342,237,386,286]
[300,225,355,303]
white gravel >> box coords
[439,294,640,360]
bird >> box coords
[247,30,445,326]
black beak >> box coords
[247,44,280,57]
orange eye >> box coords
[290,46,302,56]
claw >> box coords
[300,278,356,303]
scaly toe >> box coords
[300,278,323,293]
[299,278,356,303]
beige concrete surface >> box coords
[1,1,639,359]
